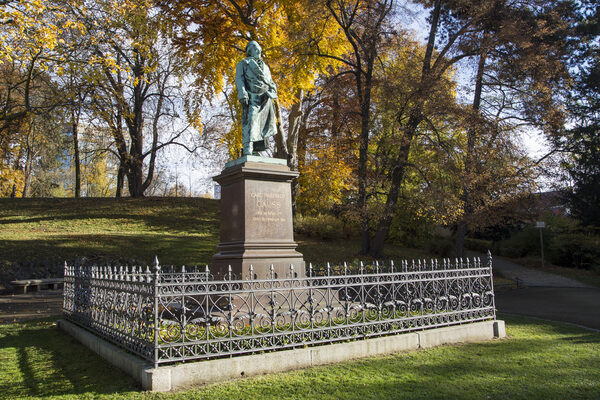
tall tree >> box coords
[365,0,573,257]
[83,0,198,197]
[562,1,600,226]
[318,0,395,254]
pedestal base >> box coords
[211,157,305,279]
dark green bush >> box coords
[496,228,546,258]
[464,238,494,254]
[549,233,600,270]
[426,236,455,257]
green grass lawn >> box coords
[0,197,429,267]
[0,315,598,399]
[0,198,220,266]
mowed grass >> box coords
[0,198,430,266]
[0,198,220,266]
[0,315,598,399]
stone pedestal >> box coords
[211,156,305,279]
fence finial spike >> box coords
[154,256,160,272]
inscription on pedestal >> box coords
[245,180,293,240]
[212,159,305,278]
[250,191,286,223]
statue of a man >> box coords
[235,41,278,156]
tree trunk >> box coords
[287,90,304,170]
[273,100,288,159]
[455,38,488,257]
[22,150,33,198]
[368,0,442,257]
[369,113,420,257]
[126,58,146,198]
[358,98,371,255]
[287,89,305,215]
[127,159,145,197]
[116,160,125,198]
[22,120,34,198]
[72,112,81,198]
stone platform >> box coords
[211,156,305,279]
[58,319,506,392]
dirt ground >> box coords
[0,291,63,324]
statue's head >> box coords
[245,41,261,58]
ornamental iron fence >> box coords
[63,254,496,367]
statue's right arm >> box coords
[235,61,249,104]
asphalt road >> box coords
[496,287,600,331]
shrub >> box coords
[294,214,348,241]
[426,236,455,257]
[496,228,545,258]
[464,238,494,254]
[549,233,600,270]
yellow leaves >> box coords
[0,166,25,197]
[163,0,349,110]
[297,144,353,214]
[0,0,86,66]
[220,119,243,160]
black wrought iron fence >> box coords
[63,254,496,367]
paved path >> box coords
[492,257,594,288]
[467,251,594,288]
[0,291,62,324]
[495,287,600,331]
[464,252,600,330]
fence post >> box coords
[153,256,160,369]
[63,261,68,313]
[487,250,496,319]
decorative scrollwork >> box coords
[63,256,496,366]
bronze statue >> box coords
[235,41,278,156]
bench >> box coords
[10,278,64,294]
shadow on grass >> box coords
[0,233,218,266]
[0,315,599,399]
[182,333,600,400]
[0,318,138,398]
[0,197,220,234]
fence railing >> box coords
[63,254,496,367]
